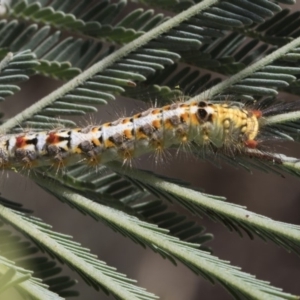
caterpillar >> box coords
[0,100,262,170]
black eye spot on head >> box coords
[198,108,208,120]
[199,101,207,107]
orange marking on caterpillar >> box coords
[251,110,262,118]
[180,103,189,108]
[164,119,174,130]
[180,113,189,123]
[46,132,60,144]
[105,140,117,148]
[190,112,200,125]
[92,138,101,146]
[123,129,133,140]
[137,125,150,139]
[152,120,161,130]
[244,139,258,148]
[91,127,100,133]
[151,108,161,115]
[74,147,83,154]
[16,136,27,148]
[122,118,130,124]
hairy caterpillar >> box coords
[0,100,261,170]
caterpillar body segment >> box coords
[0,101,261,170]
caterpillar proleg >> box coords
[0,100,261,170]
